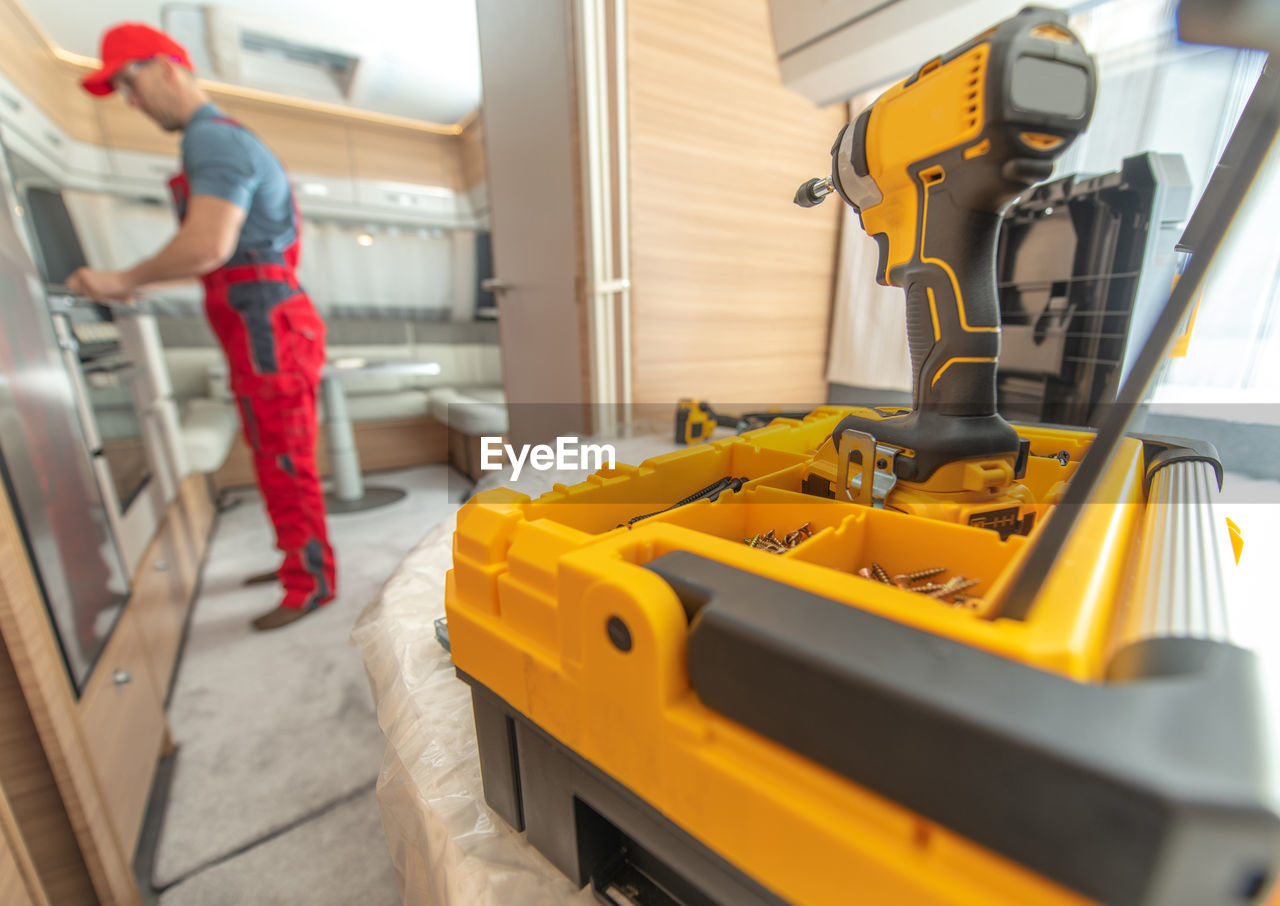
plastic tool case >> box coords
[447,412,1275,906]
[443,59,1280,906]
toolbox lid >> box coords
[995,152,1192,426]
[1000,59,1280,618]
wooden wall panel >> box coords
[0,0,473,189]
[216,96,354,177]
[0,645,94,905]
[0,0,98,145]
[0,779,49,906]
[0,789,45,906]
[91,97,182,157]
[626,0,846,406]
[459,115,487,190]
[349,124,460,188]
[0,482,141,906]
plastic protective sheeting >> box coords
[352,435,678,904]
[351,516,594,906]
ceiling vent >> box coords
[163,4,364,105]
[236,31,360,100]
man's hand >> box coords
[67,267,137,303]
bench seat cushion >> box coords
[182,399,238,474]
[428,387,508,435]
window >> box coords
[826,0,1272,426]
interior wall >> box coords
[459,115,487,191]
[626,0,846,407]
[0,0,100,145]
[0,0,467,189]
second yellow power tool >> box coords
[795,6,1096,528]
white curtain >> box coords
[826,0,1268,395]
[826,81,907,393]
[296,220,455,319]
[61,191,462,321]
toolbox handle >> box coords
[1108,454,1237,680]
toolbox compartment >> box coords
[519,441,814,536]
[639,484,1027,614]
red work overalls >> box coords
[170,120,336,612]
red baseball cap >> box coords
[81,23,194,97]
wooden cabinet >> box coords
[117,474,215,709]
[215,415,449,490]
[178,475,216,574]
[131,517,191,700]
[79,473,213,856]
[76,609,167,856]
[0,473,215,906]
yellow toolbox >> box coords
[445,409,1277,906]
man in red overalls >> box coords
[68,24,336,631]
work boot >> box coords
[251,605,313,631]
[250,590,335,631]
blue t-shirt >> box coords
[181,104,297,255]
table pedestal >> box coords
[320,373,406,513]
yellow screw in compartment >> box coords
[745,524,814,554]
[901,566,947,583]
[927,577,979,599]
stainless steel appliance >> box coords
[18,180,152,513]
[0,150,130,693]
[50,302,152,512]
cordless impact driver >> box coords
[796,6,1095,527]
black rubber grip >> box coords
[897,195,1003,417]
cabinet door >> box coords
[476,0,589,445]
[178,475,215,566]
[0,176,131,694]
[132,478,212,699]
[130,523,188,701]
[77,608,166,855]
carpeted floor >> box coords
[151,465,463,902]
[156,786,395,906]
